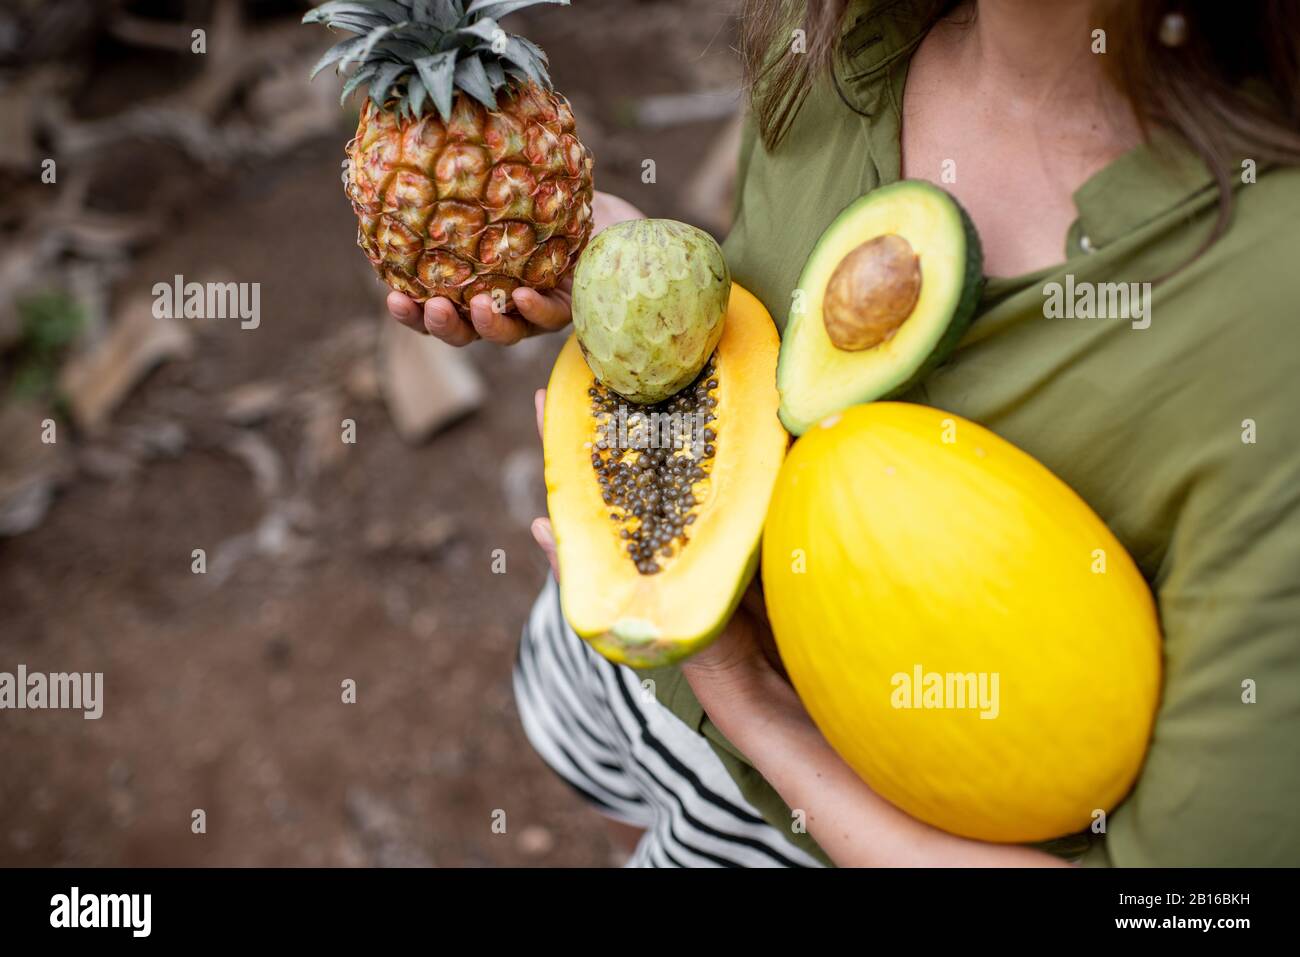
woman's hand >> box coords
[386,280,574,346]
[529,388,560,575]
[682,580,791,705]
[387,191,646,346]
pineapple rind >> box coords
[346,86,594,312]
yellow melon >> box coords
[761,402,1162,842]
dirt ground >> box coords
[0,0,743,866]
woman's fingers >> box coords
[741,580,788,681]
[469,293,534,345]
[392,286,572,345]
[533,390,553,574]
[512,287,572,330]
[531,517,559,580]
[531,392,556,577]
[591,191,648,235]
[423,297,478,345]
[387,291,481,346]
[387,291,426,333]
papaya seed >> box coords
[587,354,720,575]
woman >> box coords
[388,0,1300,866]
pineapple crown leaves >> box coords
[303,0,569,121]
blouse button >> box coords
[1079,233,1096,253]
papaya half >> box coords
[543,283,786,668]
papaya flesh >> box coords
[543,284,787,668]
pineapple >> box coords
[304,0,594,315]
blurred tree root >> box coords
[0,0,341,534]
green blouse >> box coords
[638,0,1300,866]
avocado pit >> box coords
[822,233,922,352]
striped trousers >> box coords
[513,575,823,868]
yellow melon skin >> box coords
[761,403,1162,843]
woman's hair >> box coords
[741,0,1300,244]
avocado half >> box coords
[777,180,984,435]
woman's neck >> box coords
[967,1,1094,83]
[901,0,1144,275]
[945,0,1135,132]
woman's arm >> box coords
[681,595,1071,868]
